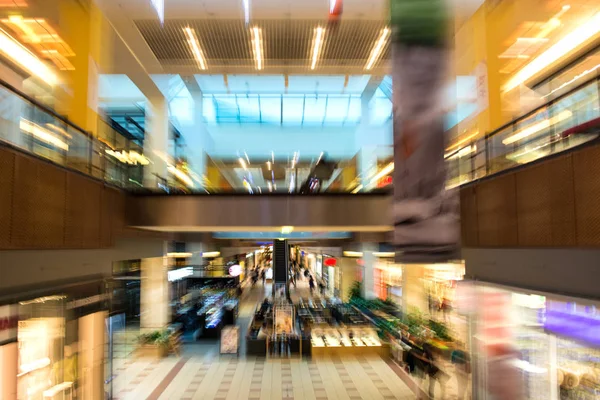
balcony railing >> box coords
[446,77,600,188]
[0,79,146,189]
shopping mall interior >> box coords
[1,0,600,399]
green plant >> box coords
[428,319,453,341]
[349,281,362,300]
[138,330,170,348]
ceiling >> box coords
[135,18,390,74]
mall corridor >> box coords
[110,280,415,400]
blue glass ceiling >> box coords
[202,94,364,126]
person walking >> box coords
[308,275,315,295]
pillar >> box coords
[401,264,427,314]
[356,94,378,191]
[78,311,107,400]
[361,243,377,299]
[192,92,207,184]
[144,98,169,189]
[0,342,17,400]
[140,256,170,330]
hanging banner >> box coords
[390,0,459,262]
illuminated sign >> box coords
[542,300,600,346]
[229,264,242,277]
[150,0,164,24]
[168,267,193,281]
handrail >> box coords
[483,74,599,140]
[0,78,92,139]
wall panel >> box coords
[0,148,15,248]
[460,186,478,246]
[573,145,600,246]
[515,162,552,246]
[476,173,518,246]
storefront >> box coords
[0,279,110,400]
[471,283,600,400]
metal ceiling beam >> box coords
[361,75,384,103]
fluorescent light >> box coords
[183,27,207,70]
[202,251,220,258]
[329,0,338,13]
[351,184,362,194]
[239,157,247,169]
[244,151,250,164]
[167,252,193,258]
[20,119,68,150]
[242,0,250,24]
[311,27,324,70]
[8,15,40,43]
[373,252,395,258]
[445,145,476,160]
[151,0,164,24]
[0,28,57,85]
[268,181,273,192]
[266,161,271,170]
[271,151,275,164]
[365,28,390,70]
[370,162,394,184]
[281,226,294,234]
[503,12,600,93]
[251,26,263,70]
[168,267,193,282]
[502,110,572,145]
[343,251,363,257]
[168,165,195,188]
[317,151,324,164]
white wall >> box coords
[0,238,165,290]
[463,248,600,299]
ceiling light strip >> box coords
[242,0,250,24]
[0,27,57,85]
[503,12,600,93]
[183,27,207,70]
[252,26,263,70]
[311,27,324,70]
[365,28,390,70]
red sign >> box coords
[377,175,392,188]
[324,258,337,267]
[329,0,343,21]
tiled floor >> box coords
[111,280,417,400]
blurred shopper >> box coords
[451,341,471,400]
[261,268,266,285]
[423,341,449,399]
[309,275,315,295]
[318,279,326,296]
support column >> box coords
[140,256,170,330]
[78,311,107,400]
[361,243,377,299]
[401,264,427,314]
[355,81,381,192]
[144,98,169,189]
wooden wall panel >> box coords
[573,145,600,246]
[548,155,576,246]
[11,154,42,247]
[99,187,114,247]
[460,186,478,246]
[0,148,15,247]
[65,173,102,248]
[34,159,66,247]
[476,174,518,247]
[516,162,552,246]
